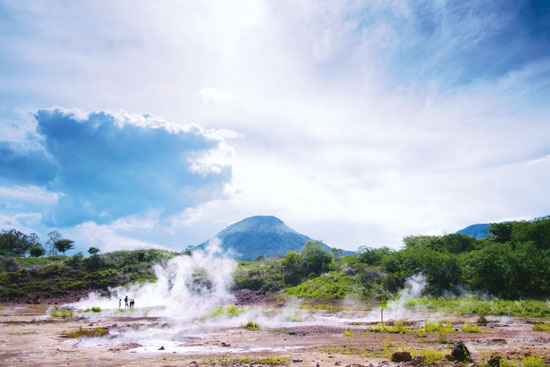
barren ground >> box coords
[0,302,549,367]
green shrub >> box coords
[418,320,452,334]
[62,326,108,338]
[532,322,550,332]
[370,321,412,334]
[84,306,101,313]
[243,321,259,329]
[463,321,482,333]
[522,356,546,367]
[51,309,73,318]
[417,349,446,365]
[201,305,244,321]
[284,272,353,299]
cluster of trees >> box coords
[0,229,75,257]
[348,217,550,299]
[0,249,177,301]
[235,217,550,300]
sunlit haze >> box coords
[1,1,549,252]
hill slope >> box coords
[196,216,349,260]
[456,223,490,239]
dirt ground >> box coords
[0,303,549,367]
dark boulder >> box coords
[450,341,471,362]
[391,351,412,362]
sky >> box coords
[0,0,549,253]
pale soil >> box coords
[0,303,549,367]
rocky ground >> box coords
[0,302,549,367]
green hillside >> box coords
[196,215,353,260]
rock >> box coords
[334,362,341,366]
[487,355,502,367]
[158,346,165,350]
[409,355,423,365]
[344,364,365,367]
[391,352,412,362]
[293,360,303,363]
[221,342,231,347]
[444,354,455,362]
[450,341,471,362]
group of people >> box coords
[118,295,136,309]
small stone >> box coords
[158,346,165,350]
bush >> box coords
[243,321,259,329]
[284,272,353,299]
[532,322,550,332]
[51,309,73,318]
[463,321,482,333]
[62,326,108,338]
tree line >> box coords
[0,230,75,257]
[234,217,550,300]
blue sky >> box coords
[0,0,549,252]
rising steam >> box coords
[72,238,236,321]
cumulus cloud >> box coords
[0,1,549,250]
[0,108,235,227]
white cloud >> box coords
[527,154,550,168]
[71,221,170,253]
[1,1,549,251]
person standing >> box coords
[124,295,128,309]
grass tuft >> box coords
[370,321,412,334]
[84,306,101,313]
[62,326,108,338]
[463,321,482,333]
[243,320,259,329]
[532,322,550,332]
[50,309,73,318]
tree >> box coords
[300,240,333,277]
[281,251,302,285]
[489,222,513,243]
[54,239,74,256]
[46,230,62,256]
[88,247,100,256]
[29,244,46,257]
[0,229,35,256]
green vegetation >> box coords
[284,272,354,299]
[0,229,41,257]
[522,356,546,367]
[50,309,73,318]
[416,349,446,365]
[480,355,547,367]
[234,356,289,365]
[0,249,178,301]
[201,305,244,320]
[2,216,550,309]
[419,320,453,334]
[84,306,101,313]
[406,298,550,318]
[62,326,109,338]
[298,303,344,312]
[463,321,482,333]
[243,320,259,329]
[532,322,550,331]
[370,321,412,334]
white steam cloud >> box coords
[72,238,236,321]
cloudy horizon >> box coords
[1,0,549,253]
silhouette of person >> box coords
[124,295,128,309]
[118,299,121,308]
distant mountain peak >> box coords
[196,215,353,260]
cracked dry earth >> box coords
[0,304,549,367]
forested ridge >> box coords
[0,216,549,303]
